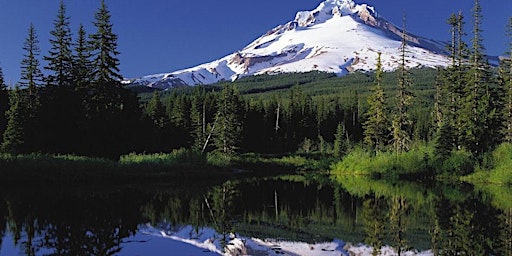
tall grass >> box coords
[331,144,434,178]
[119,148,209,171]
[0,153,116,172]
[232,153,335,173]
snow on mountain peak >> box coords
[128,0,449,89]
[294,0,376,27]
[316,0,357,15]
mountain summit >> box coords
[129,0,449,89]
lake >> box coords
[0,173,510,255]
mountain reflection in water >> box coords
[0,175,510,255]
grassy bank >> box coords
[0,149,229,183]
[330,142,484,181]
[0,149,329,184]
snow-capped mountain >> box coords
[128,0,450,89]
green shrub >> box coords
[463,143,512,185]
[486,143,512,185]
[441,149,474,176]
[206,151,233,168]
[331,147,372,175]
[491,143,512,167]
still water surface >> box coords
[0,174,510,255]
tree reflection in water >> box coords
[0,186,142,256]
[0,176,510,255]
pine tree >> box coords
[76,0,142,157]
[460,0,496,154]
[214,84,243,154]
[1,87,26,154]
[363,52,389,151]
[44,0,73,87]
[433,68,445,130]
[89,0,122,85]
[447,14,459,66]
[391,14,414,153]
[286,88,316,151]
[20,23,43,95]
[0,66,8,145]
[170,95,189,131]
[501,17,512,142]
[144,91,169,151]
[434,13,468,156]
[167,95,191,148]
[190,87,207,150]
[18,24,43,153]
[145,91,166,128]
[451,12,470,150]
[73,24,93,88]
[333,122,348,159]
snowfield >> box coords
[127,0,449,90]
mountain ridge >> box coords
[127,0,450,89]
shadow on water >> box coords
[0,173,511,255]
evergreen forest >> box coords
[0,0,511,184]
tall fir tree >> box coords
[18,24,43,153]
[167,95,191,148]
[20,23,43,95]
[44,0,73,87]
[363,52,389,151]
[144,91,170,151]
[0,66,8,145]
[89,0,122,85]
[190,87,208,150]
[434,13,468,157]
[75,0,142,157]
[214,84,243,154]
[460,0,497,154]
[1,87,26,154]
[73,24,93,88]
[38,1,81,154]
[391,14,414,153]
[145,91,167,128]
[333,122,348,159]
[501,17,512,142]
[452,12,470,150]
[433,68,445,130]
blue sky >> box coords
[0,0,510,85]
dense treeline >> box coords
[0,0,510,167]
[335,0,512,179]
[139,67,449,156]
[0,1,142,158]
[432,1,511,159]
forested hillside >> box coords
[136,67,439,155]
